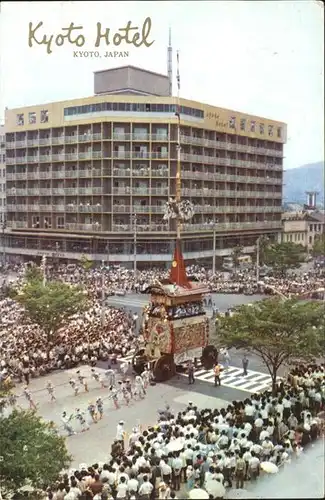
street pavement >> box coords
[9,366,242,468]
[119,351,275,394]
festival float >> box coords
[132,52,218,381]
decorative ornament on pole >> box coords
[163,198,195,221]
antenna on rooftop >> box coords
[167,27,173,96]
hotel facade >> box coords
[4,66,286,267]
[0,125,6,226]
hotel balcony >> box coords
[112,223,169,232]
[181,188,281,198]
[6,221,28,229]
[112,151,169,160]
[182,221,281,231]
[6,205,103,213]
[179,135,283,157]
[112,186,169,196]
[65,223,102,231]
[6,134,104,149]
[182,171,282,185]
[194,205,282,214]
[112,133,169,141]
[113,205,164,213]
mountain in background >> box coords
[283,161,324,206]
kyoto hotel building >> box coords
[4,65,286,268]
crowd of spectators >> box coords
[26,362,325,500]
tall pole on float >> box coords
[176,51,181,236]
[176,51,182,285]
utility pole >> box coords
[41,255,47,286]
[55,241,59,266]
[106,242,110,270]
[101,259,105,326]
[133,213,137,275]
[1,219,6,266]
[256,236,260,282]
[212,225,217,275]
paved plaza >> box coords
[10,366,235,468]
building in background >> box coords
[280,210,325,249]
[0,125,6,224]
[4,66,286,267]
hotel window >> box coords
[259,123,265,134]
[40,110,49,123]
[240,119,246,131]
[44,217,52,229]
[229,117,236,129]
[16,114,24,126]
[57,216,65,229]
[156,127,168,137]
[32,216,40,228]
[250,121,256,132]
[28,112,36,125]
[277,127,282,138]
[268,125,274,137]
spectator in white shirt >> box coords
[138,475,153,499]
[160,460,172,484]
[244,401,255,422]
[127,473,139,493]
[248,451,260,480]
[261,437,274,458]
[259,428,269,442]
[171,454,182,490]
[116,476,128,499]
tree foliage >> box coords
[14,280,86,344]
[80,254,94,271]
[217,297,324,392]
[255,235,271,266]
[24,265,44,284]
[312,234,325,258]
[263,242,306,273]
[231,245,244,272]
[0,409,71,494]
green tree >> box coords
[263,242,306,274]
[231,245,244,273]
[24,264,44,283]
[217,297,324,393]
[14,280,86,355]
[0,409,71,495]
[255,235,271,266]
[80,254,94,271]
[0,377,15,415]
[312,234,325,258]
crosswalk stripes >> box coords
[179,365,273,393]
[116,353,273,394]
[106,295,148,309]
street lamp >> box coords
[256,236,261,282]
[132,213,137,275]
[100,259,105,326]
[212,219,218,276]
[55,242,60,266]
[256,235,270,282]
[1,219,6,266]
[41,255,47,287]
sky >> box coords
[0,0,323,170]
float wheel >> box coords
[201,345,218,370]
[132,348,147,375]
[153,355,176,382]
